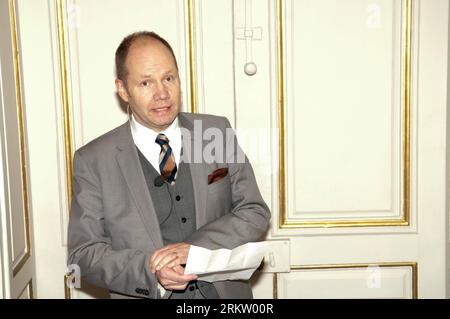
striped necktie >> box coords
[155,133,178,185]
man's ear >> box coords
[115,79,129,103]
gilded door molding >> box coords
[273,262,418,299]
[277,0,413,229]
[9,0,32,278]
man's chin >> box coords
[153,115,177,129]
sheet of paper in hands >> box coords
[184,241,268,282]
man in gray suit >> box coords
[67,31,270,299]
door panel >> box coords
[269,0,447,298]
[286,0,402,220]
[0,0,35,299]
[277,264,415,299]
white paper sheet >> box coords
[184,242,268,282]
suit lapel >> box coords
[178,113,209,228]
[115,123,164,248]
[189,163,208,228]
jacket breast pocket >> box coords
[206,174,232,219]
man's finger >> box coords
[151,251,178,273]
[150,249,173,273]
[154,252,179,272]
[149,244,178,265]
[150,243,191,272]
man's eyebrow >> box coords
[139,70,177,78]
[163,69,178,75]
[139,74,153,79]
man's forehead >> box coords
[127,39,175,66]
[129,37,168,54]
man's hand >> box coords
[150,243,197,291]
[150,242,191,273]
[155,265,197,291]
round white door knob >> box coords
[244,62,257,76]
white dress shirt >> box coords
[130,113,182,174]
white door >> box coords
[271,0,449,299]
[0,0,35,299]
[189,0,450,299]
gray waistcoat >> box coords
[138,149,196,245]
[137,149,219,299]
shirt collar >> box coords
[130,113,180,144]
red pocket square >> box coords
[207,168,229,185]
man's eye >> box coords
[141,81,150,86]
[165,76,173,82]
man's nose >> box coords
[154,82,169,100]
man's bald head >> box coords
[115,31,178,84]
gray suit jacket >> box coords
[67,112,271,299]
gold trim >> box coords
[277,0,287,230]
[64,271,74,299]
[18,279,33,299]
[187,0,197,113]
[9,0,32,277]
[278,0,412,228]
[287,262,418,299]
[55,0,74,299]
[272,273,278,299]
[280,219,409,229]
[402,0,412,226]
[29,279,34,299]
[56,0,73,209]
